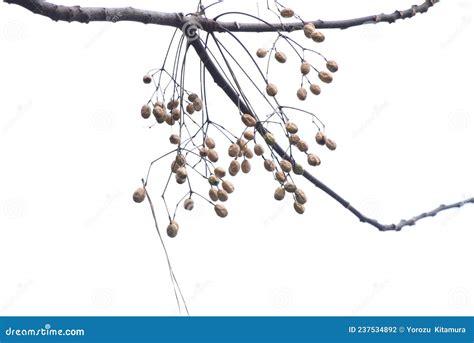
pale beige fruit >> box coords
[167,99,179,110]
[274,51,287,63]
[205,137,216,149]
[155,101,165,109]
[300,62,311,75]
[208,149,219,162]
[214,167,226,179]
[241,113,257,127]
[214,204,228,218]
[217,189,229,202]
[307,153,321,166]
[208,175,220,186]
[141,104,151,119]
[326,138,337,151]
[222,180,235,194]
[303,23,315,38]
[169,134,180,145]
[228,143,240,158]
[186,103,195,114]
[293,202,305,214]
[167,222,179,238]
[297,87,307,101]
[244,148,254,159]
[297,140,309,152]
[315,131,326,145]
[310,84,321,95]
[274,187,286,201]
[176,175,186,184]
[318,71,333,83]
[175,154,186,167]
[294,189,307,204]
[236,139,247,149]
[311,31,325,43]
[280,159,292,173]
[170,160,180,173]
[133,187,146,203]
[176,167,188,180]
[188,93,199,102]
[153,105,165,120]
[280,8,294,18]
[192,98,203,111]
[256,48,267,58]
[284,182,297,193]
[264,159,276,172]
[266,83,278,97]
[241,159,251,173]
[244,130,255,140]
[289,134,300,145]
[285,122,298,134]
[229,160,241,176]
[165,114,175,126]
[199,147,208,157]
[143,75,152,84]
[254,144,265,156]
[184,198,194,210]
[326,60,339,73]
[293,164,304,175]
[264,133,276,145]
[171,108,181,121]
[209,188,219,201]
[275,171,286,183]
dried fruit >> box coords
[222,180,234,194]
[275,171,286,183]
[209,188,219,201]
[274,51,287,63]
[307,154,321,166]
[274,187,286,201]
[241,159,251,173]
[303,23,315,38]
[264,133,276,146]
[311,31,325,43]
[167,222,179,238]
[315,131,326,145]
[280,8,294,18]
[199,147,208,157]
[241,114,257,127]
[205,137,216,149]
[243,148,254,159]
[229,160,241,176]
[264,159,276,172]
[228,143,240,157]
[254,144,265,156]
[285,122,298,134]
[143,75,152,84]
[293,163,304,175]
[256,48,267,58]
[236,139,247,150]
[214,167,226,179]
[297,140,309,152]
[170,160,180,173]
[326,60,339,73]
[217,189,229,202]
[284,182,297,193]
[192,98,203,111]
[188,93,199,102]
[318,71,333,84]
[167,99,179,110]
[208,149,219,162]
[289,134,300,145]
[280,160,292,173]
[184,198,194,211]
[310,84,321,95]
[186,103,195,114]
[214,204,228,218]
[244,130,255,140]
[155,101,165,109]
[176,167,188,180]
[171,108,181,121]
[294,189,307,204]
[153,105,165,120]
[133,188,146,203]
[165,114,175,126]
[266,83,278,97]
[169,134,180,145]
[326,138,337,151]
[300,62,311,75]
[293,202,305,214]
[175,175,186,184]
[297,87,307,101]
[141,104,151,119]
[208,175,220,186]
[175,154,186,167]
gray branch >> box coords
[4,0,439,31]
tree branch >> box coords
[4,0,440,31]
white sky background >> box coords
[0,0,473,316]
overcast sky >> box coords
[0,0,473,316]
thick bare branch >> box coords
[4,0,439,31]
